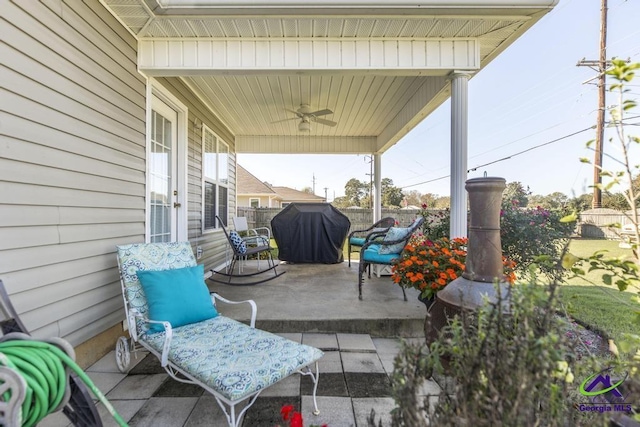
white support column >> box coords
[449,71,471,238]
[373,153,382,222]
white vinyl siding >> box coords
[1,2,237,350]
[0,0,145,344]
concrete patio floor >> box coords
[207,260,429,338]
[42,260,437,426]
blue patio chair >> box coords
[347,217,396,267]
[357,216,425,301]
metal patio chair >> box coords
[357,216,425,300]
[347,217,396,267]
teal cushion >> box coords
[363,246,401,264]
[350,237,366,247]
[136,265,218,333]
[379,227,410,254]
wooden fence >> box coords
[236,206,428,233]
[578,208,637,239]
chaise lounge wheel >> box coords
[115,336,131,373]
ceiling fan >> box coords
[273,104,337,132]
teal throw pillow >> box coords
[379,227,410,254]
[136,264,218,333]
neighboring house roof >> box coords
[271,186,325,202]
[237,164,324,202]
[237,164,277,195]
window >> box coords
[250,198,260,208]
[281,202,291,208]
[203,127,229,230]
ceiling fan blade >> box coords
[314,117,338,127]
[271,117,299,123]
[309,109,333,117]
[285,108,303,118]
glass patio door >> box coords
[149,96,179,243]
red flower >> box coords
[281,405,294,421]
[290,412,303,427]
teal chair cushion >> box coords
[349,237,366,247]
[136,264,218,333]
[379,227,410,254]
[362,245,401,264]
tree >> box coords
[567,193,592,213]
[529,192,569,210]
[403,190,422,207]
[602,192,628,210]
[420,193,440,208]
[503,181,530,207]
[344,178,367,207]
[433,196,450,209]
[300,186,314,194]
[381,178,404,207]
[331,196,351,208]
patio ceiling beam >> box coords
[235,136,376,154]
[138,38,479,75]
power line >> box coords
[400,126,594,190]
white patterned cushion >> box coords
[229,231,247,254]
[142,316,324,401]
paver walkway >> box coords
[40,333,439,427]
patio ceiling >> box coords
[103,0,557,154]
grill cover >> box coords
[271,203,351,264]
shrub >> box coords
[386,281,596,427]
[500,202,575,280]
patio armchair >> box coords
[347,217,396,267]
[357,216,425,301]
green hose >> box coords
[0,340,128,427]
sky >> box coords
[238,0,640,202]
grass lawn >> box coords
[557,238,639,343]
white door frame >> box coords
[145,78,189,242]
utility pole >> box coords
[365,155,373,208]
[323,187,328,202]
[577,0,608,208]
[312,173,316,195]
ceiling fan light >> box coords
[299,120,311,132]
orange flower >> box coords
[391,236,473,300]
